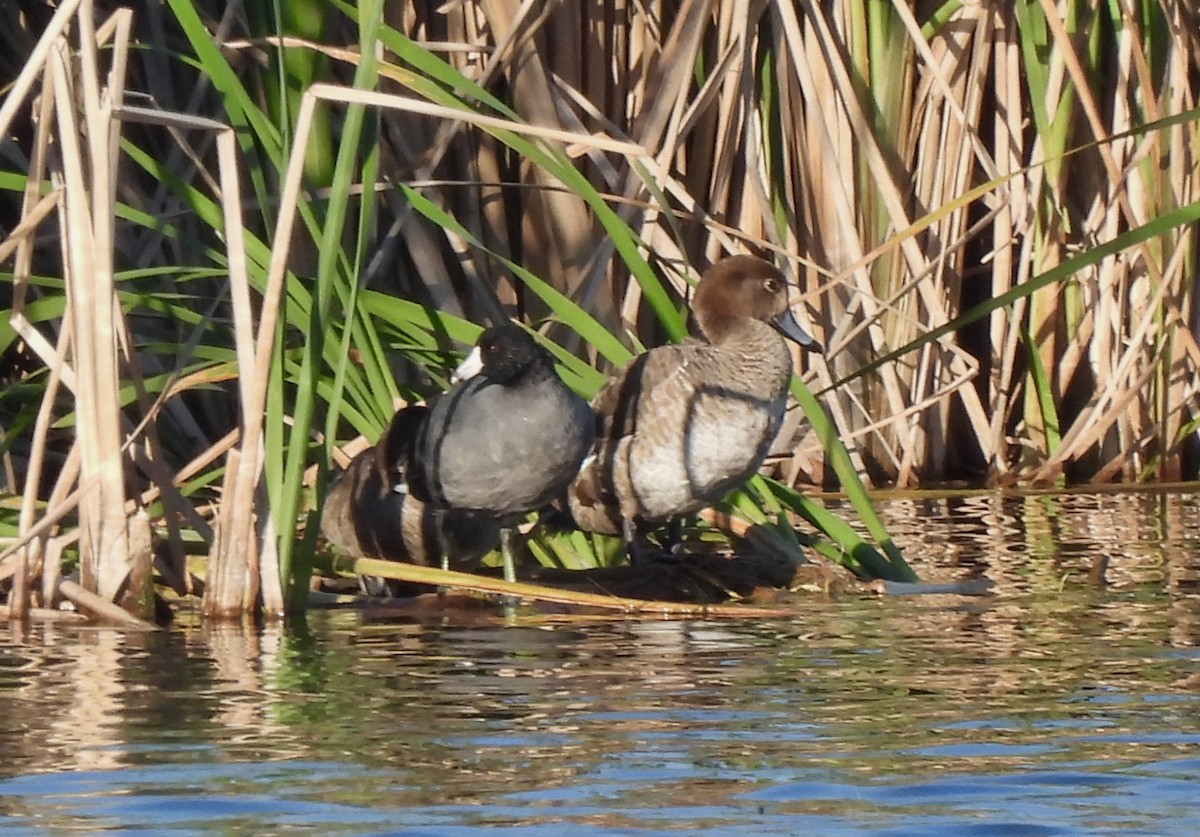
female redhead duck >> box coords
[567,255,822,560]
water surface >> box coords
[2,490,1199,834]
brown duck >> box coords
[320,405,499,576]
[567,255,822,559]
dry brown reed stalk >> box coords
[755,1,1200,485]
[2,2,266,621]
[4,15,104,615]
[194,116,279,619]
[1017,0,1200,483]
[117,2,1200,512]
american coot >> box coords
[409,325,596,583]
[320,405,500,581]
[567,255,823,560]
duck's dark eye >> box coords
[763,277,781,293]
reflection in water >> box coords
[1,491,1199,834]
[51,629,126,773]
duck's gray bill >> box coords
[774,307,823,353]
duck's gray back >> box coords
[424,376,594,516]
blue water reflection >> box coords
[2,490,1200,834]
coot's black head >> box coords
[453,325,551,386]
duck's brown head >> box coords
[692,255,823,351]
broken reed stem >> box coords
[0,191,58,266]
[0,605,89,624]
[84,8,137,605]
[8,74,64,619]
[204,87,303,617]
[305,82,647,156]
[46,30,128,601]
[58,579,157,629]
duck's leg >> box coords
[622,517,646,566]
[663,518,683,556]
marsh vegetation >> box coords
[0,1,1197,621]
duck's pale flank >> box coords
[568,255,822,559]
[409,325,596,582]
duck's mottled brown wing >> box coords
[591,342,701,441]
[569,342,707,534]
[321,448,412,561]
[375,404,428,489]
